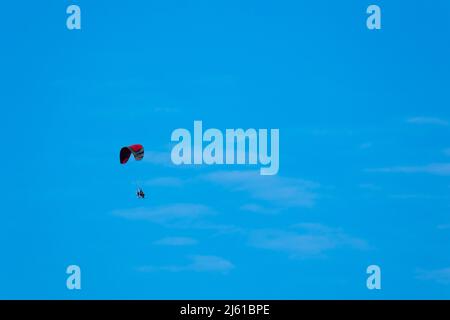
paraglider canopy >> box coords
[120,144,144,164]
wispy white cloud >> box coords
[113,203,215,227]
[137,255,234,274]
[188,221,244,235]
[113,203,241,234]
[248,223,368,258]
[240,203,281,214]
[389,194,450,200]
[144,177,185,187]
[249,230,335,256]
[416,268,450,285]
[406,117,448,126]
[202,171,319,208]
[153,237,198,246]
[187,255,234,273]
[366,163,450,176]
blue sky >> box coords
[1,0,450,299]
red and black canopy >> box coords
[120,144,144,164]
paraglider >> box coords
[136,188,145,199]
[120,144,146,199]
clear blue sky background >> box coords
[1,0,450,299]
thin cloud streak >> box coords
[153,237,198,246]
[112,203,216,226]
[240,203,281,214]
[202,170,319,208]
[366,163,450,176]
[416,268,450,285]
[248,223,368,258]
[113,203,241,234]
[406,117,448,126]
[137,255,234,274]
